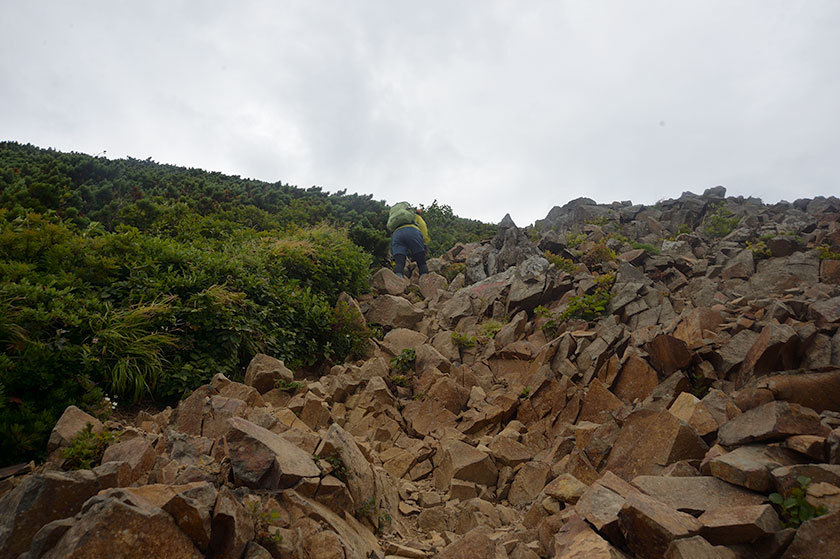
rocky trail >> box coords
[2,188,840,558]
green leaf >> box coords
[769,493,784,505]
[797,475,812,487]
[783,497,798,509]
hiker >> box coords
[387,201,430,278]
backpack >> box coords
[387,202,416,232]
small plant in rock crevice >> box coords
[389,348,416,373]
[450,331,476,349]
[703,203,740,237]
[817,244,840,260]
[544,250,577,274]
[246,501,284,547]
[519,387,531,399]
[769,476,827,528]
[479,319,506,339]
[61,423,119,470]
[275,378,303,393]
[746,240,771,259]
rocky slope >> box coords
[2,187,840,559]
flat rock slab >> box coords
[698,504,782,545]
[708,445,797,492]
[718,401,825,447]
[631,475,766,514]
[664,536,737,559]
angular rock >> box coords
[553,514,630,559]
[781,509,840,558]
[371,267,409,295]
[699,505,782,545]
[101,436,156,484]
[718,401,825,447]
[708,445,797,492]
[631,475,766,515]
[47,405,103,452]
[209,487,255,559]
[716,329,760,376]
[243,353,294,394]
[315,423,376,509]
[162,482,217,553]
[618,492,702,559]
[0,470,104,558]
[508,461,551,506]
[226,416,320,489]
[604,409,709,480]
[738,323,799,382]
[364,294,424,329]
[646,334,692,375]
[614,353,660,404]
[436,439,498,490]
[578,379,625,423]
[811,295,840,324]
[664,536,737,559]
[31,489,202,559]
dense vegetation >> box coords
[0,142,495,465]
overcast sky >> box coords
[2,1,838,225]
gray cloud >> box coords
[2,1,838,226]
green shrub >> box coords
[630,241,660,255]
[581,242,616,268]
[389,349,416,373]
[746,240,771,259]
[246,501,284,547]
[450,331,477,349]
[440,262,465,282]
[817,244,840,260]
[666,224,692,240]
[544,250,576,273]
[388,374,410,388]
[479,319,505,339]
[565,232,587,249]
[769,476,827,528]
[703,204,740,237]
[560,288,612,322]
[275,378,303,393]
[61,423,119,470]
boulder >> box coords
[101,436,156,484]
[0,470,104,558]
[371,267,409,295]
[315,423,376,510]
[364,294,424,329]
[553,514,630,559]
[781,509,840,558]
[646,335,692,375]
[604,409,709,480]
[708,445,797,492]
[226,416,320,489]
[631,475,767,515]
[664,536,738,559]
[618,492,702,559]
[436,439,498,490]
[508,461,551,506]
[718,401,826,447]
[613,353,660,404]
[209,487,255,559]
[699,505,783,545]
[243,354,294,394]
[162,482,217,553]
[30,489,202,559]
[47,405,103,452]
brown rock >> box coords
[436,439,498,490]
[488,436,533,468]
[243,353,294,394]
[783,435,827,460]
[718,401,826,447]
[315,423,376,510]
[708,445,796,492]
[821,259,840,285]
[371,267,409,295]
[738,323,799,382]
[508,461,551,506]
[544,473,589,505]
[47,405,103,452]
[0,470,103,558]
[811,295,840,324]
[381,327,428,355]
[31,489,202,559]
[604,409,709,480]
[646,334,692,375]
[698,505,783,545]
[618,492,702,559]
[209,487,256,559]
[716,329,760,376]
[435,526,502,559]
[781,509,840,558]
[613,353,660,404]
[553,514,630,559]
[673,308,723,349]
[402,397,458,436]
[101,436,156,484]
[664,536,737,559]
[226,416,320,489]
[575,483,627,546]
[668,393,720,437]
[750,370,840,414]
[162,482,217,553]
[578,379,625,423]
[770,464,840,495]
[365,294,424,329]
[631,475,767,515]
